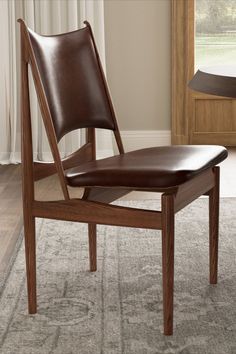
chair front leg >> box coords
[24,212,37,314]
[88,223,97,272]
[209,166,220,284]
[161,193,175,335]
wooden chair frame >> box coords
[19,19,220,336]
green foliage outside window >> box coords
[196,0,236,34]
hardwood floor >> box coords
[0,165,22,275]
[0,147,235,279]
[0,164,83,278]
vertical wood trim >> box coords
[172,0,194,145]
[209,166,220,284]
[186,0,195,143]
[161,193,175,335]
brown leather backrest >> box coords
[28,26,115,142]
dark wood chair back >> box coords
[18,20,123,200]
[28,24,115,141]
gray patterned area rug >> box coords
[0,198,236,354]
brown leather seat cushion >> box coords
[65,145,227,189]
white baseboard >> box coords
[96,129,114,159]
[118,130,171,152]
[0,130,171,163]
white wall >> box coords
[104,0,171,133]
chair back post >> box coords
[19,21,35,212]
[87,128,96,159]
[84,21,124,155]
[18,19,70,200]
[82,127,96,200]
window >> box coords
[195,0,236,70]
[172,0,236,146]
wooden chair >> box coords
[18,19,228,335]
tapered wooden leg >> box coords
[24,214,37,314]
[161,193,175,335]
[209,166,220,284]
[88,223,97,272]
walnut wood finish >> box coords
[18,19,226,336]
[20,25,37,314]
[88,223,97,272]
[174,168,215,213]
[83,187,130,203]
[85,127,97,267]
[32,199,162,230]
[34,143,93,181]
[161,193,175,335]
[209,167,220,284]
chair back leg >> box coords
[209,166,220,284]
[88,223,97,272]
[24,213,37,313]
[161,193,175,335]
